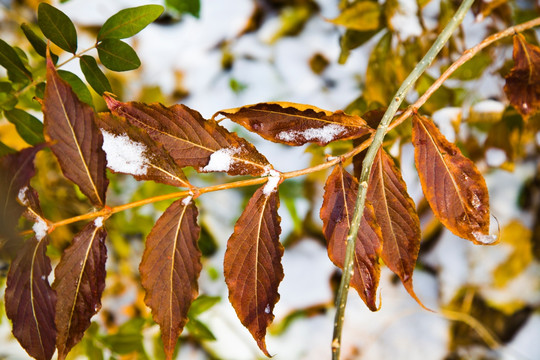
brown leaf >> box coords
[140,198,201,359]
[96,113,190,188]
[504,34,540,119]
[366,149,425,307]
[43,55,108,206]
[104,95,271,176]
[412,114,492,244]
[5,237,56,360]
[53,220,107,359]
[0,145,45,259]
[320,165,382,310]
[216,102,373,146]
[224,185,283,356]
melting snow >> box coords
[17,186,29,206]
[33,218,48,241]
[263,169,281,196]
[276,124,346,144]
[472,231,497,245]
[101,130,149,176]
[203,147,239,172]
[264,304,271,314]
[182,195,193,205]
[94,217,104,228]
[389,0,423,39]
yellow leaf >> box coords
[328,1,381,31]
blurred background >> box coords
[0,0,540,359]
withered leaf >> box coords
[412,114,491,244]
[140,199,201,360]
[0,145,45,259]
[504,34,540,119]
[366,149,424,307]
[320,165,382,310]
[96,113,190,188]
[43,55,108,206]
[224,186,283,356]
[215,102,373,146]
[5,237,56,360]
[53,220,107,359]
[104,95,271,176]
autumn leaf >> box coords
[96,113,190,188]
[504,34,540,119]
[412,114,492,244]
[43,54,108,206]
[365,149,425,307]
[53,220,107,359]
[320,165,382,310]
[140,198,201,360]
[104,95,271,176]
[224,185,283,356]
[0,145,45,259]
[5,236,56,360]
[215,102,372,146]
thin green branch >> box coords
[331,0,476,358]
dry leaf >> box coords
[320,165,382,310]
[224,186,283,356]
[140,199,201,360]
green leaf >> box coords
[97,39,141,72]
[35,82,46,99]
[185,319,216,340]
[0,39,33,83]
[4,108,45,145]
[0,81,12,93]
[38,3,78,53]
[97,5,164,40]
[166,0,201,18]
[0,141,16,157]
[21,23,59,64]
[187,295,220,317]
[339,29,380,64]
[447,51,492,80]
[57,69,94,107]
[329,1,381,31]
[0,91,18,111]
[79,55,112,95]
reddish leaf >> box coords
[504,34,540,119]
[53,220,107,359]
[140,198,201,359]
[0,145,45,259]
[96,113,190,188]
[366,149,424,307]
[5,236,56,360]
[320,165,382,310]
[43,55,108,206]
[104,95,271,176]
[224,185,283,356]
[216,102,373,146]
[412,114,492,244]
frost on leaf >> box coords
[97,113,190,188]
[215,102,373,146]
[504,34,540,119]
[43,54,108,206]
[140,199,201,360]
[412,114,491,244]
[104,95,271,176]
[5,236,56,360]
[320,165,382,310]
[224,186,283,356]
[53,221,107,360]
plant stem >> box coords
[331,0,475,358]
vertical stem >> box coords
[331,0,475,358]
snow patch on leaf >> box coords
[276,124,346,144]
[33,217,48,241]
[101,130,149,175]
[202,147,240,172]
[94,217,104,228]
[18,186,29,206]
[263,169,281,196]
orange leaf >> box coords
[5,236,56,360]
[320,165,382,310]
[412,114,492,244]
[504,34,540,119]
[104,95,271,176]
[53,220,107,360]
[43,55,108,206]
[140,199,201,360]
[96,113,190,188]
[224,185,283,356]
[215,102,372,146]
[366,149,425,307]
